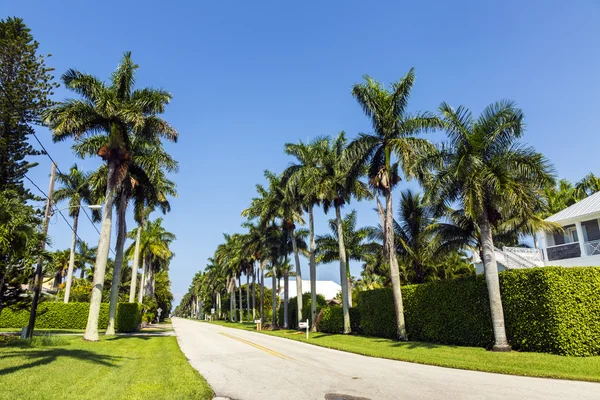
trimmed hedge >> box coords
[116,303,142,332]
[318,306,362,334]
[0,302,141,332]
[318,306,343,333]
[357,267,600,356]
[278,293,326,329]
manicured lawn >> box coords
[0,328,85,334]
[206,320,600,382]
[0,335,213,400]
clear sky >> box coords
[5,0,599,306]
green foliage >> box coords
[0,302,140,332]
[349,307,361,333]
[318,306,344,333]
[278,293,326,329]
[0,17,58,202]
[501,267,600,356]
[142,296,158,323]
[116,303,142,332]
[357,267,600,356]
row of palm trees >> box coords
[41,52,178,340]
[184,67,561,351]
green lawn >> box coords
[0,328,85,334]
[0,335,213,400]
[206,320,600,382]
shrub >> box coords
[0,302,140,332]
[116,303,142,332]
[318,306,344,333]
[501,267,600,356]
[278,293,327,329]
[357,267,600,356]
[349,307,361,333]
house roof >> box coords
[546,191,600,223]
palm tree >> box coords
[316,132,370,333]
[126,218,175,304]
[50,249,70,289]
[43,52,178,341]
[316,210,378,306]
[53,165,99,303]
[575,173,600,199]
[76,241,97,280]
[284,137,327,329]
[348,68,441,340]
[425,100,554,351]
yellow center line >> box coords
[219,332,294,360]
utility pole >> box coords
[26,162,56,339]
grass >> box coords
[0,334,213,400]
[206,320,600,383]
[0,328,85,334]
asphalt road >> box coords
[172,317,600,400]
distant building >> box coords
[278,279,341,301]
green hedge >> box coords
[0,302,141,332]
[318,306,343,333]
[318,306,361,334]
[116,303,142,332]
[278,293,326,329]
[357,267,600,356]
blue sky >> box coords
[5,1,599,305]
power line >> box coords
[1,83,103,244]
[24,172,115,256]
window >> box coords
[564,226,578,243]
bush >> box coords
[357,267,600,356]
[350,307,361,333]
[0,302,141,332]
[116,303,142,332]
[318,306,344,333]
[501,267,600,356]
[278,293,326,329]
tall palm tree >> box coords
[76,241,97,279]
[317,132,370,333]
[53,164,99,303]
[284,137,327,329]
[425,100,554,351]
[43,52,178,341]
[348,68,441,340]
[50,249,70,289]
[316,210,378,306]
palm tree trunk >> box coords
[84,159,117,342]
[271,268,277,326]
[230,287,234,322]
[308,206,317,331]
[260,261,265,323]
[251,266,256,320]
[216,291,221,319]
[346,259,352,308]
[479,210,511,351]
[289,227,303,326]
[145,265,155,299]
[238,277,243,323]
[137,255,147,303]
[385,189,408,341]
[246,272,250,320]
[106,195,128,335]
[283,270,289,329]
[63,212,79,303]
[129,222,143,302]
[335,204,351,334]
[80,266,85,279]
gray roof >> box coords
[546,191,600,223]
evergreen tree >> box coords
[0,17,58,201]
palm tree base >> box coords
[491,344,511,352]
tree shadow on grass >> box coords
[0,348,125,376]
[370,338,457,350]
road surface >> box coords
[172,317,600,400]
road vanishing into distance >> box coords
[172,318,600,400]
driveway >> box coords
[172,317,600,400]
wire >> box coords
[1,83,106,250]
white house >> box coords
[278,279,341,301]
[537,191,600,267]
[475,191,600,272]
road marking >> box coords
[219,332,293,360]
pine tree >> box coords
[0,17,58,201]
